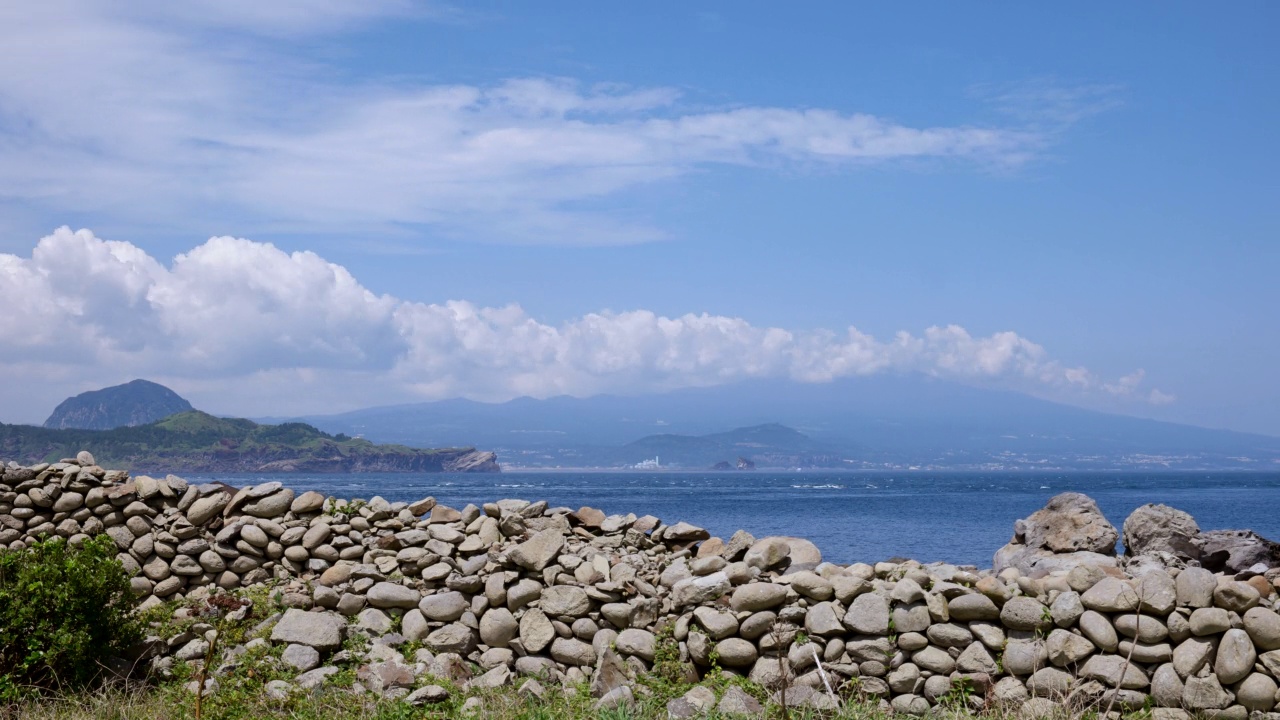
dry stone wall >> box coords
[4,455,1280,717]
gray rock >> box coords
[294,666,340,690]
[1026,667,1074,698]
[1199,529,1280,574]
[948,593,1000,621]
[730,582,788,612]
[1081,577,1139,612]
[1078,610,1119,652]
[803,601,843,637]
[912,646,955,674]
[1002,596,1051,632]
[424,624,476,655]
[1049,591,1084,628]
[1213,581,1261,612]
[1115,614,1169,643]
[1175,566,1217,608]
[479,608,518,648]
[714,638,758,667]
[282,643,320,672]
[1190,607,1231,635]
[1080,654,1149,690]
[1151,663,1184,707]
[716,685,762,716]
[508,530,565,571]
[956,642,999,674]
[186,494,228,525]
[693,607,739,640]
[1182,675,1234,711]
[1046,628,1096,666]
[367,582,420,609]
[242,489,294,518]
[549,637,594,666]
[1123,504,1201,560]
[1015,492,1119,554]
[1172,636,1216,678]
[1003,638,1048,676]
[671,572,731,607]
[419,591,469,622]
[615,629,657,662]
[1243,607,1280,650]
[1234,673,1277,712]
[540,586,591,618]
[519,608,555,654]
[843,593,890,634]
[405,685,449,706]
[1214,628,1255,684]
[270,609,343,651]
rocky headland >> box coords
[3,456,1280,718]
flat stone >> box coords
[672,572,731,607]
[1046,628,1096,666]
[1002,596,1051,632]
[948,593,1000,621]
[508,530,565,571]
[367,582,420,609]
[843,592,890,634]
[730,582,788,612]
[540,586,591,618]
[1081,577,1139,612]
[419,591,469,621]
[1172,636,1216,678]
[289,491,325,514]
[1080,655,1149,690]
[519,608,555,654]
[270,609,343,651]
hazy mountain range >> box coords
[269,375,1280,470]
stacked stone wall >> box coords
[3,454,1280,717]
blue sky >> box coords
[0,2,1276,434]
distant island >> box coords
[1,410,499,473]
[44,378,193,430]
[5,381,498,473]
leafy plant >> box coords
[0,535,141,700]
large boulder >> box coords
[995,493,1118,573]
[1017,493,1118,554]
[1198,530,1280,573]
[1123,504,1201,560]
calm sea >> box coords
[182,471,1280,568]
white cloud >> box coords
[0,3,1066,245]
[0,228,1172,420]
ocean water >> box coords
[183,471,1280,568]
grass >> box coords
[0,679,1166,720]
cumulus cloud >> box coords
[0,228,1172,419]
[0,3,1064,245]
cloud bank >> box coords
[0,2,1070,245]
[0,228,1172,420]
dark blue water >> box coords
[184,471,1280,568]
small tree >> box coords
[0,535,142,699]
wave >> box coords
[790,483,846,489]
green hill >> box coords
[2,411,499,473]
[43,379,194,430]
[617,423,844,468]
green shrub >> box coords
[0,535,142,700]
